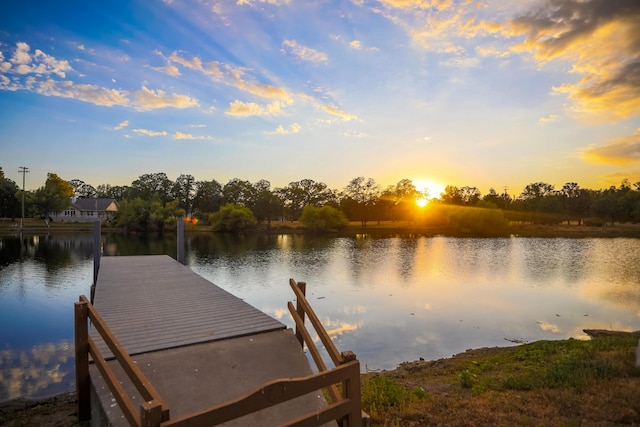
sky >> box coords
[1,0,639,198]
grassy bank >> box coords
[361,335,640,426]
[2,337,638,426]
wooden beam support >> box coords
[74,299,90,421]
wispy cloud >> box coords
[321,104,358,121]
[268,123,301,134]
[237,0,290,6]
[538,114,558,124]
[114,120,129,130]
[133,128,168,137]
[133,86,199,111]
[281,40,328,63]
[173,131,212,140]
[225,100,285,117]
[582,129,640,166]
[155,50,292,102]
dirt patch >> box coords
[0,392,81,427]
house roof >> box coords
[72,198,118,211]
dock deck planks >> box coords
[91,255,286,357]
[89,255,337,426]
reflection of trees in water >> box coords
[0,340,75,401]
[395,238,418,281]
[0,234,94,272]
[102,232,177,257]
[188,233,336,275]
[521,239,591,285]
[0,236,21,268]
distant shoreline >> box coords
[2,219,640,238]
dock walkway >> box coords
[84,255,350,426]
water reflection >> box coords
[1,232,639,401]
[0,341,75,401]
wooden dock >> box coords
[75,255,364,427]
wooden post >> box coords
[93,220,101,287]
[74,299,90,421]
[341,363,363,427]
[636,339,640,367]
[294,281,306,348]
[177,219,184,264]
[141,400,164,427]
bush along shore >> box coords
[1,335,639,426]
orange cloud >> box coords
[225,100,285,117]
[507,1,640,120]
[133,86,199,111]
[322,104,358,121]
[582,129,640,166]
[133,128,168,137]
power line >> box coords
[19,166,29,229]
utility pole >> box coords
[502,186,509,209]
[18,166,29,229]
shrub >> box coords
[299,205,348,231]
[209,203,257,232]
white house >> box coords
[51,197,119,223]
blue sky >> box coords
[1,0,639,197]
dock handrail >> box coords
[287,278,367,425]
[75,295,170,426]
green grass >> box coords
[457,337,640,393]
[361,375,429,416]
[360,336,640,425]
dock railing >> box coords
[76,279,365,426]
[75,295,170,426]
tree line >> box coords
[1,167,639,231]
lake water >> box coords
[1,232,639,402]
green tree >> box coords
[69,179,96,198]
[33,173,74,218]
[513,182,562,224]
[129,172,172,203]
[460,186,481,206]
[0,167,20,218]
[209,203,257,231]
[276,179,336,221]
[222,178,254,205]
[299,205,348,231]
[193,179,224,218]
[343,177,380,226]
[248,180,283,225]
[114,197,149,231]
[440,185,463,205]
[171,174,196,213]
[149,196,185,231]
[392,179,420,221]
[560,182,591,224]
[442,205,508,235]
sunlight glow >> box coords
[416,198,427,208]
[413,179,446,200]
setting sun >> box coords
[413,179,446,201]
